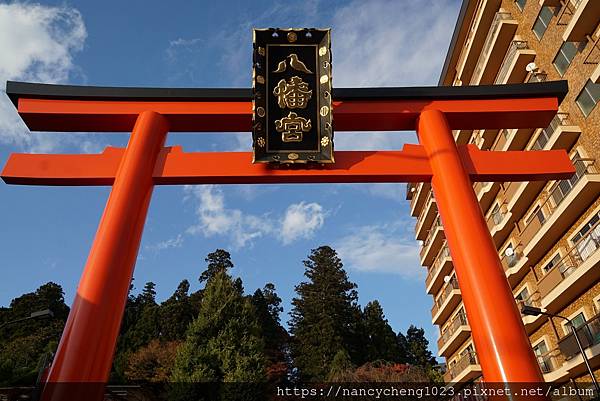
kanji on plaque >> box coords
[252,28,333,163]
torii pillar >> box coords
[1,80,575,401]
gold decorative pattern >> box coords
[272,54,313,74]
[273,76,313,109]
[275,112,312,142]
[256,75,265,84]
[252,28,333,164]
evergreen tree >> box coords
[0,282,69,385]
[199,249,234,283]
[171,269,266,400]
[251,284,288,385]
[397,325,437,368]
[327,349,353,381]
[160,280,194,341]
[289,246,362,381]
[112,281,161,381]
[362,300,404,363]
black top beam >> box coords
[5,80,568,107]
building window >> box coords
[515,0,527,11]
[571,210,600,262]
[515,286,530,304]
[533,340,551,373]
[553,42,578,76]
[542,253,561,273]
[570,312,586,330]
[533,6,554,40]
[576,80,600,117]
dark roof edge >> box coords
[6,80,568,106]
[438,0,472,86]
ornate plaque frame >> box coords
[252,28,333,164]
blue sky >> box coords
[0,0,461,350]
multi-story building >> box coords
[408,0,600,389]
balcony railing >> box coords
[528,72,548,83]
[438,311,468,349]
[519,159,597,246]
[517,290,541,310]
[409,183,423,209]
[444,351,479,382]
[495,40,529,84]
[416,191,435,233]
[471,11,512,84]
[531,112,570,150]
[432,277,459,317]
[421,216,442,258]
[537,349,565,374]
[425,245,451,289]
[558,313,600,360]
[537,219,600,297]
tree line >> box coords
[0,246,440,398]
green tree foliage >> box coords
[251,284,289,385]
[0,282,69,385]
[171,254,266,400]
[289,246,363,381]
[199,249,234,283]
[397,325,437,367]
[327,349,354,381]
[362,300,404,363]
[160,280,195,341]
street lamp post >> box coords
[521,305,600,395]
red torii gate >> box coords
[2,80,574,400]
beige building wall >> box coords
[415,0,600,388]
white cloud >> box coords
[0,3,88,152]
[183,185,326,249]
[335,223,423,278]
[280,202,325,245]
[145,234,185,252]
[332,0,457,88]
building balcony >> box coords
[494,40,536,84]
[538,349,568,383]
[438,311,471,358]
[454,129,472,145]
[443,351,482,384]
[470,11,518,85]
[517,291,545,334]
[538,220,600,312]
[518,159,600,264]
[456,0,502,84]
[490,114,580,248]
[490,128,532,152]
[410,183,431,217]
[504,159,599,285]
[420,216,445,267]
[558,313,600,373]
[539,313,600,383]
[415,192,437,241]
[432,277,461,325]
[563,0,599,42]
[475,181,501,215]
[425,245,452,295]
